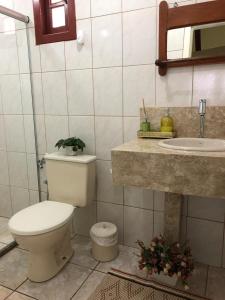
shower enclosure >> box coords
[0,5,39,255]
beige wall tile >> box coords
[188,196,225,222]
[97,160,123,205]
[65,19,92,69]
[156,67,193,107]
[124,206,153,247]
[187,218,224,267]
[92,14,122,68]
[154,191,165,211]
[154,211,164,237]
[73,202,97,236]
[124,187,154,210]
[97,202,124,242]
[95,116,123,160]
[123,8,156,66]
[75,0,91,20]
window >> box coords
[33,0,76,45]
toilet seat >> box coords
[9,201,75,236]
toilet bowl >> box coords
[9,201,75,282]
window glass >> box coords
[52,6,66,28]
[50,0,62,4]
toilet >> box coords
[8,152,96,282]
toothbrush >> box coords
[142,98,148,122]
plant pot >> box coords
[135,267,177,287]
[63,146,78,156]
[149,272,177,286]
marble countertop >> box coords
[112,138,225,158]
[111,138,225,199]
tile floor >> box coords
[0,235,224,300]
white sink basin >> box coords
[158,138,225,152]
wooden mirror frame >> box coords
[156,0,225,76]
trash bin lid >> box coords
[90,222,118,246]
[90,222,117,238]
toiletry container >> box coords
[90,222,118,262]
[161,108,174,132]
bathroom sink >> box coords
[158,138,225,152]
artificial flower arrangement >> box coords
[137,235,194,290]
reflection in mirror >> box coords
[167,22,225,60]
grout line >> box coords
[13,277,28,292]
[121,0,125,245]
[13,279,39,300]
[21,62,156,74]
[90,0,98,226]
[70,268,95,299]
[187,215,225,225]
[8,291,38,300]
[92,269,107,275]
[0,283,15,292]
[63,41,70,139]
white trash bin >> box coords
[90,222,118,262]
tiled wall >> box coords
[11,0,225,268]
[0,1,39,218]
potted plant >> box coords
[55,137,86,156]
[137,235,194,290]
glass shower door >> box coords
[0,7,39,254]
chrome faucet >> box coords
[199,99,206,138]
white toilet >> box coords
[8,152,96,282]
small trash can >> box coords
[90,222,118,262]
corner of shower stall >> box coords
[0,5,41,256]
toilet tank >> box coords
[44,153,96,207]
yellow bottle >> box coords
[160,108,174,132]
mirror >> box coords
[156,0,225,76]
[167,22,225,60]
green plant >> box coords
[137,235,194,289]
[55,137,86,152]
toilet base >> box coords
[28,227,73,282]
[14,221,74,283]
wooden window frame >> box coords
[156,0,225,76]
[33,0,76,45]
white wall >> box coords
[10,0,225,268]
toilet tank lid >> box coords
[45,152,96,163]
